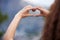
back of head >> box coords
[41,0,60,40]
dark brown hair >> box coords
[42,0,60,40]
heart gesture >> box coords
[16,5,49,18]
[3,5,50,40]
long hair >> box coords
[42,0,60,40]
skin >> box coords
[3,5,49,40]
[33,6,49,17]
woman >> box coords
[3,0,60,40]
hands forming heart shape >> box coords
[29,9,40,15]
[17,5,49,18]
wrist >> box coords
[15,13,22,19]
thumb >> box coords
[33,14,42,17]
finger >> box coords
[28,14,34,16]
[36,6,44,9]
[25,5,32,8]
[35,7,45,14]
[33,14,42,17]
[35,6,45,11]
[25,14,35,17]
[24,5,33,10]
[21,5,33,12]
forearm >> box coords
[3,13,22,40]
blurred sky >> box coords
[23,0,54,7]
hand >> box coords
[34,6,50,17]
[16,5,34,18]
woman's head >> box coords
[42,0,60,40]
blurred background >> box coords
[0,0,54,40]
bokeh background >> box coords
[0,0,54,40]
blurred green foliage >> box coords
[0,31,4,38]
[0,10,8,38]
[0,11,8,24]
